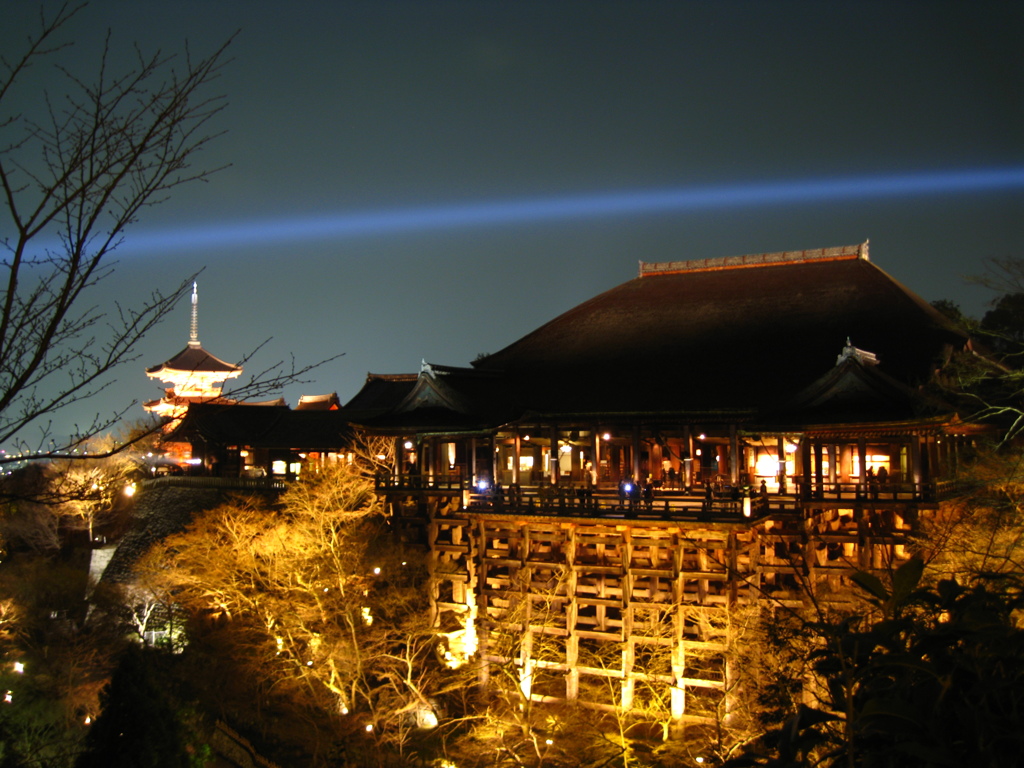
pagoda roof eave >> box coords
[146,343,242,377]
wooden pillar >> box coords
[814,441,824,495]
[858,438,868,495]
[570,432,581,483]
[910,436,922,487]
[800,438,812,498]
[840,444,853,483]
[730,424,740,486]
[513,431,521,485]
[550,425,559,485]
[632,423,642,482]
[565,524,580,700]
[937,436,949,480]
[777,436,787,494]
[469,437,477,485]
[684,425,694,490]
[621,642,635,711]
[593,427,602,486]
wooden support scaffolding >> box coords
[422,499,920,730]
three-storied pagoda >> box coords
[144,283,242,421]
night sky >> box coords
[3,1,1023,445]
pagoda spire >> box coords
[189,282,200,348]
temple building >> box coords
[144,283,243,421]
[343,242,985,729]
[351,242,973,499]
[163,401,352,479]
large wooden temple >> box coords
[149,242,983,730]
[341,242,983,728]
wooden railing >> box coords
[461,489,766,521]
[142,475,287,491]
[794,480,940,502]
[376,472,465,492]
[381,474,966,522]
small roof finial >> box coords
[837,338,879,367]
[189,282,200,347]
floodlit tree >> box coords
[918,448,1024,584]
[0,3,232,456]
[0,432,139,555]
[137,463,448,765]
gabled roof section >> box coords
[343,373,419,418]
[395,363,480,414]
[146,343,242,378]
[778,343,945,424]
[347,364,515,432]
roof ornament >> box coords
[421,359,435,378]
[189,282,200,348]
[837,338,879,367]
[639,241,869,277]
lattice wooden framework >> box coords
[420,500,917,729]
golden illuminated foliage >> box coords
[138,463,449,764]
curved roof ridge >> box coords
[639,241,868,277]
[146,343,242,376]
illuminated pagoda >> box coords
[144,283,242,421]
[346,242,987,727]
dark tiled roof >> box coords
[348,366,518,432]
[167,403,353,450]
[343,374,418,417]
[771,353,949,426]
[296,393,341,410]
[146,343,241,377]
[471,246,967,416]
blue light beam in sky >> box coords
[128,166,1024,254]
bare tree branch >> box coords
[0,3,236,455]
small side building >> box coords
[164,402,354,480]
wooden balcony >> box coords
[378,473,964,522]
